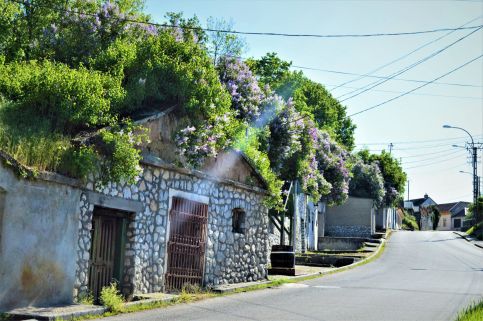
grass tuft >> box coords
[100,283,124,313]
[455,299,483,321]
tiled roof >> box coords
[410,198,427,206]
[437,202,458,212]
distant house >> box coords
[436,201,470,231]
[404,194,437,230]
[450,202,470,231]
[436,202,457,231]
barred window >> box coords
[232,208,246,234]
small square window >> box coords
[232,208,246,234]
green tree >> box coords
[246,52,291,88]
[206,17,247,64]
[357,149,407,206]
[247,53,356,150]
[349,158,385,207]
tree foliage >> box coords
[357,149,407,206]
[205,17,247,64]
[0,2,357,209]
[247,53,356,150]
[349,158,385,207]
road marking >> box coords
[280,283,310,288]
[313,285,342,289]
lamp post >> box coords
[443,125,479,223]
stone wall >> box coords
[74,159,269,298]
[325,225,372,238]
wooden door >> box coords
[165,197,208,291]
[88,208,126,301]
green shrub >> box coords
[77,291,95,305]
[466,222,483,241]
[402,213,419,231]
[233,127,283,209]
[0,60,124,133]
[100,283,124,313]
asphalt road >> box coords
[101,231,483,321]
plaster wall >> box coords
[0,163,81,310]
[324,197,374,238]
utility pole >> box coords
[472,146,478,208]
[407,180,410,201]
[389,143,393,155]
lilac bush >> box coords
[39,1,157,66]
[217,57,268,123]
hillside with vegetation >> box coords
[0,0,405,209]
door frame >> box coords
[164,188,210,291]
[89,206,130,300]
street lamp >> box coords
[444,124,479,223]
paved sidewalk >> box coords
[453,231,483,249]
[5,240,385,320]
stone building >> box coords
[0,108,270,309]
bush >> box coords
[0,60,124,133]
[402,213,419,231]
[100,283,124,313]
[77,291,95,305]
[466,221,483,241]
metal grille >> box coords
[165,197,208,291]
[88,214,120,301]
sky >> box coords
[145,0,483,204]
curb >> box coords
[453,231,483,249]
[213,237,387,294]
[7,306,107,321]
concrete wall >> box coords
[324,197,374,238]
[317,203,326,238]
[0,163,81,310]
[318,237,365,251]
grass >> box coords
[455,299,483,321]
[402,214,419,231]
[465,222,483,241]
[0,100,72,173]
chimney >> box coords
[424,193,428,199]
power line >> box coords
[356,135,481,145]
[327,84,482,100]
[401,149,466,164]
[292,65,482,88]
[405,162,469,173]
[399,148,462,158]
[349,54,483,117]
[7,0,483,38]
[394,142,467,150]
[328,16,482,91]
[404,153,469,169]
[340,26,483,102]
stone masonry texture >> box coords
[74,164,269,299]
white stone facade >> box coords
[74,161,269,298]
